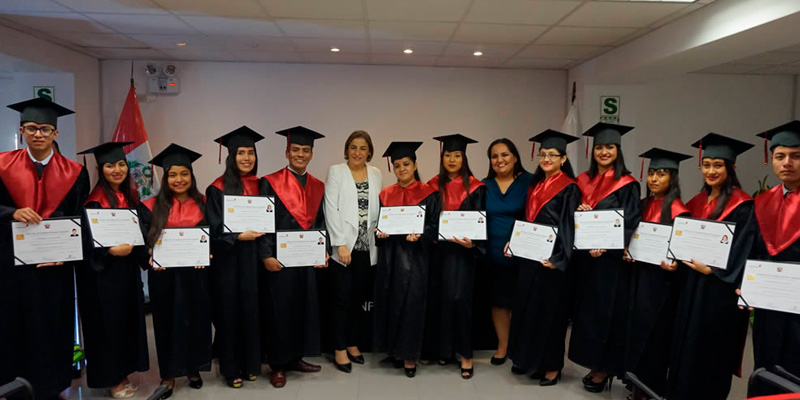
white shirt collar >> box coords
[783,184,793,197]
[287,165,307,176]
[27,147,54,165]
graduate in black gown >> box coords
[568,123,642,393]
[76,142,148,398]
[507,130,580,387]
[424,134,485,379]
[0,98,89,400]
[205,126,265,389]
[138,144,211,399]
[746,121,800,396]
[622,148,691,400]
[667,133,756,400]
[257,126,329,389]
[374,142,439,378]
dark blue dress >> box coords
[482,172,534,308]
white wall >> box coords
[0,25,100,158]
[568,72,794,196]
[101,61,567,189]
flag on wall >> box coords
[111,83,159,200]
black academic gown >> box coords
[509,183,580,373]
[568,181,641,377]
[205,180,261,378]
[667,196,755,400]
[138,198,212,379]
[374,190,439,361]
[424,184,485,360]
[257,171,327,369]
[0,153,89,400]
[76,196,149,388]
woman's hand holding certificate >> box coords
[667,216,735,269]
[377,206,426,235]
[85,209,145,247]
[573,209,625,250]
[438,211,487,241]
[152,227,211,268]
[507,220,558,263]
[223,195,275,233]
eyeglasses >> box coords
[21,125,56,137]
[537,154,563,161]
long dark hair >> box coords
[646,169,682,224]
[485,138,527,179]
[222,146,258,195]
[588,144,631,179]
[147,167,205,246]
[530,156,576,188]
[96,161,138,208]
[438,151,474,204]
[701,159,741,220]
[393,155,421,182]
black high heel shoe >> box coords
[539,371,561,387]
[404,362,417,378]
[348,353,365,365]
[582,373,593,385]
[334,360,352,373]
[584,376,613,393]
[187,374,203,390]
[490,355,507,365]
[159,380,174,399]
[461,367,474,379]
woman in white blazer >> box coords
[324,130,382,373]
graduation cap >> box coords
[529,129,579,159]
[757,120,800,164]
[7,97,74,128]
[691,133,754,166]
[275,126,324,148]
[637,147,692,180]
[77,141,133,167]
[582,122,634,158]
[432,134,478,154]
[382,141,423,171]
[214,125,264,163]
[149,143,202,172]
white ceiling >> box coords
[0,0,717,69]
[698,42,800,76]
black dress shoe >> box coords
[490,355,507,365]
[334,361,352,373]
[461,367,474,379]
[539,371,561,387]
[404,366,417,378]
[347,353,365,364]
[188,376,203,389]
[582,373,593,385]
[584,376,613,393]
[159,388,173,399]
[511,365,527,375]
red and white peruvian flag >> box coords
[111,83,159,200]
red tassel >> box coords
[763,137,768,165]
[531,142,535,161]
[698,140,702,169]
[639,156,645,181]
[150,162,154,185]
[386,156,391,172]
[218,142,222,164]
[585,137,589,158]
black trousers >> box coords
[330,250,371,350]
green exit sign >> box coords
[600,96,620,124]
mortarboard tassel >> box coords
[531,142,535,161]
[698,140,702,169]
[763,136,768,165]
[82,154,87,168]
[218,142,222,165]
[386,156,391,172]
[585,137,589,158]
[639,156,645,181]
[439,141,442,155]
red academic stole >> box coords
[209,174,260,196]
[686,188,751,221]
[142,196,204,227]
[85,185,132,209]
[576,169,636,208]
[264,168,324,230]
[379,180,436,207]
[641,196,690,223]
[525,172,575,222]
[427,175,485,211]
[755,185,800,256]
[0,149,83,218]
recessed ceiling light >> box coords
[330,47,340,52]
[403,48,413,54]
[473,51,483,56]
[176,41,187,47]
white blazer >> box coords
[324,162,382,266]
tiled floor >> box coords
[63,316,753,400]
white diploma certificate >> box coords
[627,222,672,266]
[12,218,84,265]
[438,211,487,241]
[573,209,625,250]
[667,216,735,269]
[223,195,276,233]
[152,227,211,268]
[739,260,800,315]
[276,230,327,267]
[85,208,145,248]
[507,220,558,263]
[377,205,426,235]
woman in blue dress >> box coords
[481,138,533,365]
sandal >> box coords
[225,376,243,389]
[461,367,474,380]
[111,387,135,398]
[246,374,258,381]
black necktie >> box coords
[34,162,44,179]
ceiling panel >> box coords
[53,0,167,14]
[0,0,71,13]
[180,15,281,36]
[366,0,471,22]
[88,47,168,59]
[260,0,363,20]
[536,26,639,46]
[436,56,506,68]
[88,13,196,34]
[152,0,268,18]
[231,49,302,62]
[276,19,366,39]
[369,21,457,41]
[209,35,294,50]
[453,24,548,44]
[464,0,581,25]
[302,52,369,64]
[561,2,688,28]
[370,40,447,56]
[58,32,147,48]
[503,57,576,69]
[444,43,524,58]
[518,44,611,59]
[127,33,217,48]
[2,12,113,33]
[291,38,368,53]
